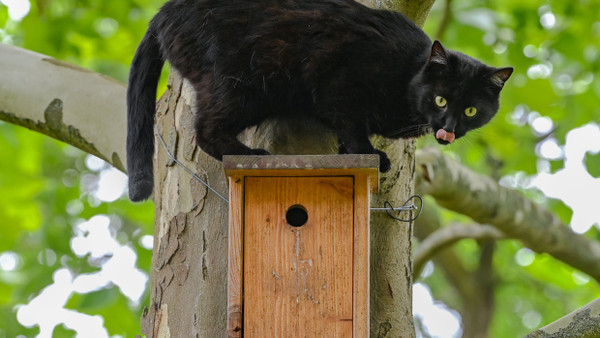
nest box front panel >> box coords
[244,176,354,337]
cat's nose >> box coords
[442,114,457,133]
[442,120,456,134]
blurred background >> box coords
[0,0,598,336]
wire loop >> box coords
[370,195,423,222]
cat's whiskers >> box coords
[388,125,423,137]
[388,124,432,138]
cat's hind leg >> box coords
[194,113,270,160]
[193,86,269,160]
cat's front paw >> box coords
[375,150,391,173]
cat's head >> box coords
[412,41,512,145]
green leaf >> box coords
[584,152,600,178]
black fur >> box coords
[127,0,512,201]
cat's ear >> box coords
[428,40,448,66]
[489,67,513,88]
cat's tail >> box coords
[126,22,164,202]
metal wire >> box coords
[156,131,229,204]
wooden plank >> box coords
[297,176,354,338]
[244,176,298,336]
[223,154,379,170]
[223,155,379,193]
[353,174,371,337]
[243,176,354,337]
[227,176,244,337]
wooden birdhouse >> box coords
[224,154,379,337]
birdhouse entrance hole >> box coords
[286,204,308,227]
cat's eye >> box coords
[434,96,447,108]
[464,107,477,117]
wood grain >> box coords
[244,176,354,337]
[228,176,244,337]
[353,174,371,337]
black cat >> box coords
[127,0,512,201]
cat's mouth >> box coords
[435,129,455,144]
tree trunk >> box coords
[142,82,418,338]
[141,75,230,336]
[141,1,435,336]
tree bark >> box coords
[526,297,600,338]
[140,75,230,336]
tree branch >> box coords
[413,201,473,296]
[358,0,435,27]
[413,222,504,278]
[435,0,453,40]
[415,147,600,282]
[0,43,127,172]
[413,202,496,337]
[526,297,600,337]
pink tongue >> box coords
[436,129,455,143]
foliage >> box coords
[417,0,600,336]
[0,0,599,336]
[0,0,160,336]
